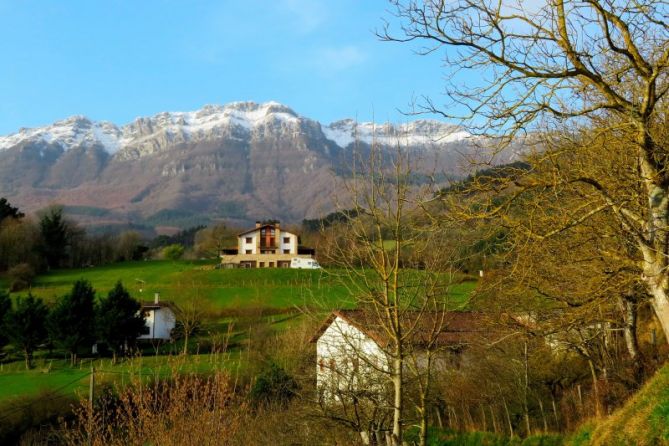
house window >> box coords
[245,237,252,244]
[259,262,264,267]
[283,237,290,244]
[283,249,290,254]
[245,249,252,254]
[269,262,274,267]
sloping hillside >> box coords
[569,364,669,446]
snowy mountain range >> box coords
[0,101,504,231]
[0,102,472,156]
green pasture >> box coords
[0,260,478,403]
[11,260,477,311]
[0,351,243,402]
[16,260,354,310]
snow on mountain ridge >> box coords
[0,102,471,155]
[323,119,471,148]
[0,116,124,153]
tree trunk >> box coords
[619,295,640,361]
[24,349,32,370]
[588,359,602,418]
[503,398,514,437]
[640,144,669,342]
[649,284,669,343]
[538,397,548,432]
[551,395,560,431]
[523,342,531,436]
[391,354,403,446]
[418,408,427,446]
[183,330,189,355]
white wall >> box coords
[139,308,176,340]
[316,317,388,398]
[279,231,297,254]
[238,232,258,254]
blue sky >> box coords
[0,0,457,134]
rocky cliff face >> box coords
[0,102,512,228]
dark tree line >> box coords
[0,281,146,369]
[0,199,150,289]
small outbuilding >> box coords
[311,309,484,398]
[138,293,178,341]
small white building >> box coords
[311,310,482,399]
[138,293,178,341]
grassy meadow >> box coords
[0,260,478,404]
[18,260,353,310]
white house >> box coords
[138,293,178,341]
[311,310,482,399]
[220,221,316,268]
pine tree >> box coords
[39,207,69,269]
[48,280,96,365]
[0,290,11,349]
[96,282,147,363]
[0,197,24,224]
[5,294,48,369]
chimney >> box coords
[154,293,160,304]
[255,221,261,228]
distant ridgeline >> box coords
[0,102,518,230]
[438,161,531,195]
[302,209,360,233]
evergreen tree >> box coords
[47,280,96,364]
[0,290,11,349]
[0,197,24,224]
[39,207,69,269]
[5,294,48,369]
[96,282,146,362]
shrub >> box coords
[7,263,35,291]
[61,371,245,446]
[0,391,76,445]
[250,362,297,407]
[162,244,185,260]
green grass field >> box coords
[0,351,244,402]
[16,260,356,310]
[13,260,477,311]
[0,260,478,403]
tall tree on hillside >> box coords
[172,291,210,355]
[0,290,11,350]
[0,217,41,271]
[96,282,147,363]
[382,0,669,341]
[48,280,96,365]
[322,145,460,446]
[5,294,48,369]
[194,224,238,258]
[39,207,69,269]
[0,198,24,224]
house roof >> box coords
[310,309,488,348]
[140,300,179,312]
[237,224,298,237]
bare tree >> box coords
[319,141,466,446]
[174,291,211,355]
[380,0,669,340]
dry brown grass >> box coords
[61,370,245,446]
